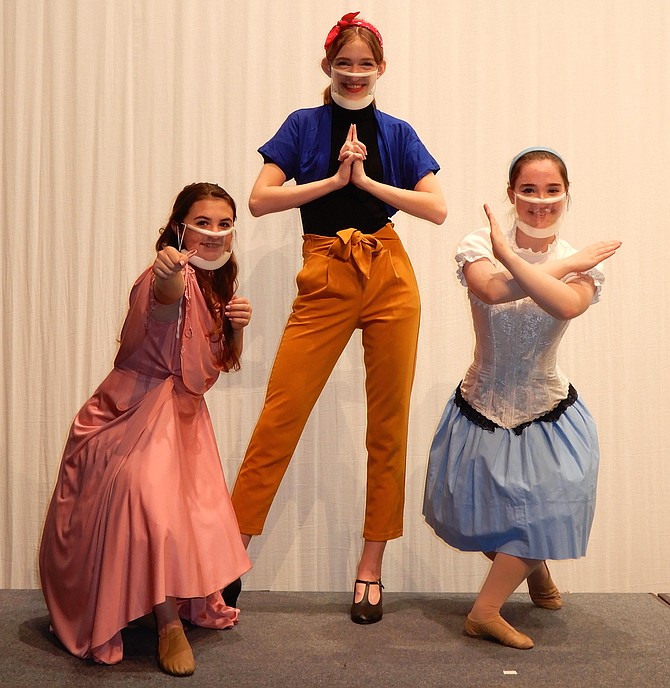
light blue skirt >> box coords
[422,391,599,560]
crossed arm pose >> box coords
[423,147,621,651]
[465,203,621,318]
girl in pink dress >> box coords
[40,183,252,676]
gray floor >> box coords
[1,589,669,687]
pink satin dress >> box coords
[39,266,251,664]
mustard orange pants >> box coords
[231,224,421,541]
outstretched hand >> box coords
[568,240,622,272]
[225,296,252,330]
[153,246,196,280]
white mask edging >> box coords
[178,223,234,270]
[513,192,566,239]
[330,67,378,110]
[514,192,566,206]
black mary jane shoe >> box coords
[350,579,384,624]
[222,578,242,608]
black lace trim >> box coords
[454,383,578,436]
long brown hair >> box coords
[322,23,384,105]
[156,182,241,372]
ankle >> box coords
[356,568,382,582]
[527,561,551,586]
[468,602,500,624]
[157,619,183,637]
[353,578,383,604]
[153,597,181,636]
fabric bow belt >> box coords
[328,228,384,279]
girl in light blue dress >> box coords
[423,147,621,649]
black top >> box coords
[297,102,389,236]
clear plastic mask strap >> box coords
[176,224,185,252]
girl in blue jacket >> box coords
[231,11,447,625]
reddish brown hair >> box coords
[156,182,241,372]
[322,23,384,105]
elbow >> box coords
[248,188,277,217]
[554,292,592,320]
[549,298,589,320]
[554,304,586,321]
[469,285,506,305]
[248,195,266,218]
[428,200,448,225]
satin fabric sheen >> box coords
[39,267,251,664]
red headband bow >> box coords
[324,11,383,51]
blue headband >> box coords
[508,146,566,183]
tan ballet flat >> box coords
[529,584,563,610]
[157,626,195,676]
[464,614,534,650]
[528,563,563,610]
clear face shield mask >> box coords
[512,192,567,239]
[177,223,234,270]
[330,67,379,110]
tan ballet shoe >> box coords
[157,626,195,676]
[528,563,563,610]
[464,614,534,650]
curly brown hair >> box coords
[156,182,241,372]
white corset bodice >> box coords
[455,226,605,428]
[461,293,570,427]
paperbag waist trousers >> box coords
[231,223,421,541]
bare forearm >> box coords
[153,273,185,305]
[231,329,243,357]
[355,177,447,224]
[502,253,590,319]
[249,176,343,217]
[475,204,610,316]
[479,256,584,304]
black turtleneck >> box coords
[298,102,389,236]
